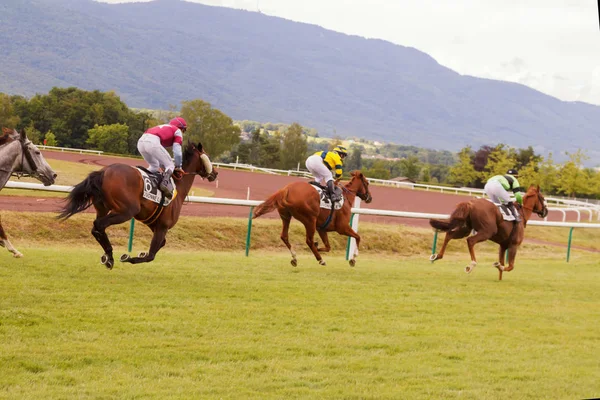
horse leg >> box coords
[336,225,360,267]
[316,230,331,253]
[296,215,324,265]
[278,211,297,266]
[0,219,23,258]
[430,232,451,262]
[122,227,167,264]
[464,231,489,274]
[493,244,508,280]
[92,209,136,269]
[503,244,518,273]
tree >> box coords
[399,155,421,181]
[448,146,480,187]
[180,99,241,158]
[280,122,307,170]
[517,159,540,188]
[86,123,129,154]
[556,150,589,197]
[483,145,517,180]
[421,164,431,183]
[538,153,557,194]
[0,93,19,128]
[345,146,363,172]
[44,131,57,146]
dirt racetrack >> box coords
[0,150,575,228]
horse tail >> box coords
[57,170,105,220]
[253,188,289,219]
[429,202,471,232]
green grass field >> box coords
[1,245,599,399]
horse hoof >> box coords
[12,252,23,258]
[319,260,326,266]
[101,254,108,265]
[464,263,476,274]
[138,252,147,258]
[492,262,504,271]
[429,254,438,262]
[349,259,356,267]
[290,259,297,267]
[120,254,131,262]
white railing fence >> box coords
[4,181,599,262]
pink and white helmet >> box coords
[169,117,187,130]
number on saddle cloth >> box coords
[309,182,344,210]
[136,167,176,206]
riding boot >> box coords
[327,180,340,203]
[506,202,521,222]
[159,170,175,199]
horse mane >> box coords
[182,142,198,165]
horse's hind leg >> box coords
[278,211,298,266]
[92,206,137,269]
[503,244,518,273]
[316,230,331,253]
[493,244,508,280]
[430,226,470,263]
[0,219,23,258]
[296,215,324,265]
[122,227,167,264]
[465,231,490,274]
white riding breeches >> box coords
[137,134,174,173]
[484,180,512,204]
[306,154,333,184]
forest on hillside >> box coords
[1,88,598,198]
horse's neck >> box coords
[175,173,196,199]
[343,180,360,204]
[521,200,535,223]
[0,141,21,190]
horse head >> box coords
[183,141,218,182]
[349,170,372,203]
[523,185,548,219]
[5,128,56,186]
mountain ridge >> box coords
[0,0,598,160]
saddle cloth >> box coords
[136,167,177,206]
[486,199,516,221]
[309,182,344,210]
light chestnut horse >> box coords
[0,128,57,257]
[58,142,217,269]
[429,185,548,280]
[253,171,372,267]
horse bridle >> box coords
[522,191,548,218]
[342,175,372,202]
[1,137,39,178]
[173,147,216,181]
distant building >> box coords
[390,176,416,184]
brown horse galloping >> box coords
[58,142,217,269]
[253,171,372,267]
[429,185,548,280]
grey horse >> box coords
[0,128,57,257]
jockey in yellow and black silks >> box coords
[305,145,348,202]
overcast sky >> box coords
[98,0,600,105]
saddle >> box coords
[487,201,517,222]
[135,166,177,206]
[309,181,344,210]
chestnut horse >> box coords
[253,171,372,267]
[0,128,57,258]
[429,185,548,280]
[58,142,217,268]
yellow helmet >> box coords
[333,145,347,157]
